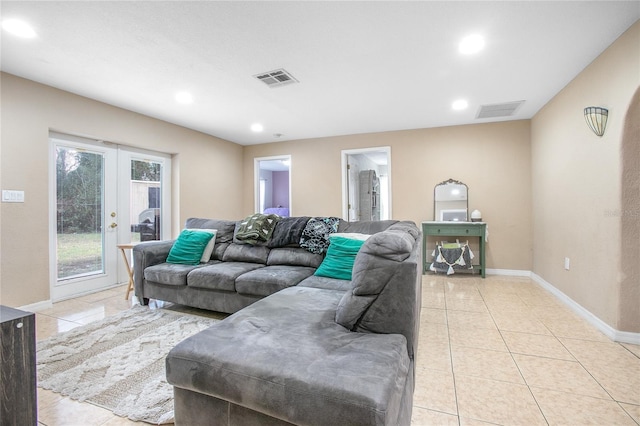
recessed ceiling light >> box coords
[459,34,485,55]
[251,123,264,132]
[175,91,193,104]
[452,99,469,110]
[2,18,37,38]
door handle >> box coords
[110,222,118,228]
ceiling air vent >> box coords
[476,101,525,119]
[254,69,299,88]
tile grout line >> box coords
[442,283,463,426]
[482,285,551,426]
[556,341,640,424]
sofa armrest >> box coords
[335,222,422,361]
[133,240,175,300]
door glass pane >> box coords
[130,159,162,243]
[56,147,104,280]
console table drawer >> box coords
[426,226,482,237]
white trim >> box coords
[118,147,172,242]
[253,155,292,215]
[530,272,640,345]
[341,147,392,221]
[475,269,640,344]
[486,268,531,277]
[614,331,640,346]
[18,300,53,313]
[49,136,119,301]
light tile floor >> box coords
[415,275,640,426]
[34,276,640,425]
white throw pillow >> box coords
[329,232,371,241]
[186,228,217,262]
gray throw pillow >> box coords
[267,216,310,248]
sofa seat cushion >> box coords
[235,265,316,297]
[166,287,410,426]
[144,262,214,286]
[187,262,264,292]
[297,275,352,292]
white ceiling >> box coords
[1,1,638,146]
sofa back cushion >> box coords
[334,221,421,359]
[267,247,323,268]
[222,243,270,264]
[184,218,236,260]
[337,219,398,235]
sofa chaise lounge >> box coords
[133,216,422,425]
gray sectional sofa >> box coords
[133,216,422,426]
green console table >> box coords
[422,221,487,278]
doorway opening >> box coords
[254,155,291,217]
[341,147,391,222]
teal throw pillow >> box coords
[166,229,215,265]
[314,236,367,280]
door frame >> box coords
[48,132,172,301]
[341,147,392,221]
[48,134,119,301]
[117,147,172,284]
[254,155,292,215]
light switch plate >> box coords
[2,190,25,203]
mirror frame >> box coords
[434,178,468,221]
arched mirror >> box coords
[434,178,468,221]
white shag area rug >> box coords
[37,306,221,424]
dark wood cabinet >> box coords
[1,305,37,425]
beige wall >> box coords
[243,121,533,272]
[0,73,244,307]
[531,21,640,332]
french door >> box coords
[49,133,171,301]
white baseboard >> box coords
[18,299,53,313]
[530,272,640,345]
[614,330,640,345]
[487,268,532,277]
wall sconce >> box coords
[584,106,608,136]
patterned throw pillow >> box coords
[299,217,340,254]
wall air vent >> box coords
[254,69,299,88]
[476,101,525,119]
